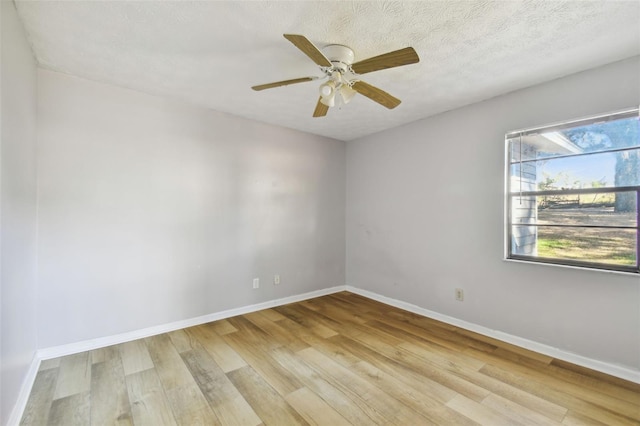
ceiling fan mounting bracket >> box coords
[321,44,355,73]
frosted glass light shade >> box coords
[340,85,356,104]
[319,81,336,107]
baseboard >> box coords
[346,285,640,384]
[37,285,347,361]
[7,353,41,426]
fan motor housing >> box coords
[322,44,354,72]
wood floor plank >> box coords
[324,294,381,320]
[223,330,303,396]
[327,291,378,309]
[165,383,221,426]
[368,312,498,356]
[491,347,556,372]
[550,359,640,393]
[269,347,387,425]
[398,336,486,371]
[284,387,352,426]
[48,392,90,426]
[352,358,453,405]
[119,340,154,376]
[321,313,405,348]
[227,365,308,425]
[145,333,195,391]
[454,326,529,350]
[447,394,525,426]
[167,329,198,353]
[324,333,459,403]
[298,346,436,425]
[493,345,554,365]
[297,298,323,312]
[38,358,61,372]
[207,319,238,336]
[90,345,120,365]
[90,356,132,425]
[275,316,361,366]
[439,358,568,422]
[545,360,640,404]
[333,331,492,402]
[384,311,497,353]
[349,360,478,425]
[125,368,177,426]
[561,410,609,425]
[53,352,92,400]
[275,303,343,337]
[304,297,369,326]
[180,346,261,426]
[385,306,458,331]
[258,307,288,322]
[244,310,309,352]
[186,325,247,373]
[273,304,339,339]
[225,315,282,351]
[482,393,563,426]
[20,369,58,426]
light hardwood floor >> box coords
[21,292,640,425]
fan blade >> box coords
[252,77,317,91]
[351,47,419,75]
[352,81,401,109]
[284,34,332,67]
[313,97,329,117]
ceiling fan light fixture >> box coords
[320,92,336,107]
[319,81,334,97]
[319,80,336,106]
[340,84,357,104]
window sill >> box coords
[503,257,639,276]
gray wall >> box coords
[0,1,39,424]
[36,69,345,348]
[346,57,640,371]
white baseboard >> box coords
[7,353,41,426]
[346,285,640,384]
[37,285,347,360]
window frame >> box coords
[504,108,640,274]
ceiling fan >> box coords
[251,34,420,117]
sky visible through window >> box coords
[539,154,615,188]
[536,116,639,190]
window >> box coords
[506,108,639,273]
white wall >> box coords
[36,69,345,348]
[0,1,39,424]
[347,57,640,372]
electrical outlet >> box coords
[455,288,464,301]
[274,274,280,285]
[253,278,259,289]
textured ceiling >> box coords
[15,1,640,141]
